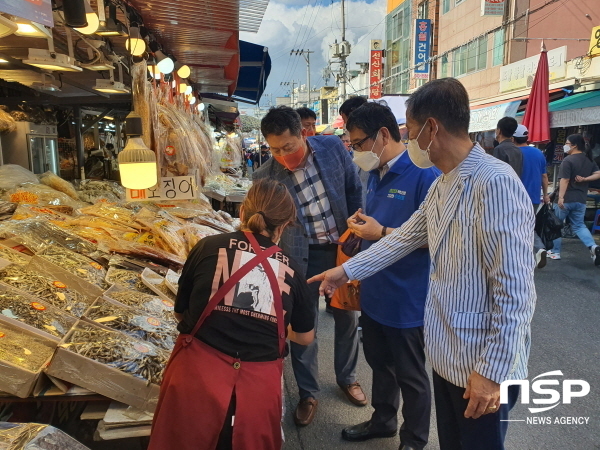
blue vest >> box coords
[360,151,440,328]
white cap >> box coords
[514,124,529,138]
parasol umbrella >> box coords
[522,42,550,143]
[332,115,345,128]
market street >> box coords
[281,237,600,450]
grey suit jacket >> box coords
[253,135,363,275]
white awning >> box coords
[469,100,520,133]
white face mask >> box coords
[352,131,382,172]
[563,144,571,154]
[407,120,437,169]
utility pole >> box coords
[329,0,351,108]
[280,81,297,108]
[291,49,314,106]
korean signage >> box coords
[481,0,505,16]
[414,19,431,80]
[0,0,54,27]
[552,129,567,165]
[126,176,198,201]
[499,46,567,93]
[469,100,520,133]
[589,26,600,57]
[369,40,383,99]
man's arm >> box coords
[575,170,600,183]
[542,173,550,203]
[340,141,363,214]
[557,178,569,209]
[475,174,536,385]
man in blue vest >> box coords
[341,102,440,450]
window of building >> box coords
[493,28,505,66]
[452,36,487,77]
[384,1,412,94]
[442,0,451,14]
[441,55,449,78]
[418,0,429,19]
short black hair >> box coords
[260,144,268,150]
[496,117,518,138]
[346,101,401,143]
[261,106,302,137]
[514,136,528,145]
[405,78,470,137]
[339,96,367,117]
[296,107,317,121]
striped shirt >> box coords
[290,151,339,244]
[344,144,536,387]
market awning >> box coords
[232,41,271,105]
[516,90,600,128]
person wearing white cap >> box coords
[513,124,550,268]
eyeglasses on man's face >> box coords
[349,133,376,152]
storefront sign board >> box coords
[369,40,383,99]
[469,100,520,133]
[0,0,54,27]
[481,0,505,16]
[549,106,600,129]
[500,46,567,93]
[126,176,198,201]
[414,19,431,80]
[589,26,600,57]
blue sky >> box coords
[239,0,386,111]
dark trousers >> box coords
[433,371,520,450]
[361,311,430,449]
[290,244,359,399]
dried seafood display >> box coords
[141,268,176,302]
[38,246,108,289]
[0,287,75,338]
[85,299,177,351]
[165,269,180,295]
[0,265,93,317]
[0,326,55,371]
[0,423,91,450]
[0,220,97,254]
[63,322,169,385]
[106,267,154,295]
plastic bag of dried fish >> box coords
[0,219,97,254]
[0,323,55,372]
[164,269,179,295]
[0,265,93,317]
[106,267,154,295]
[63,321,169,385]
[38,171,79,200]
[85,299,177,351]
[0,423,91,450]
[80,203,141,230]
[38,246,108,290]
[0,244,31,266]
[4,183,87,209]
[141,268,176,302]
[0,284,76,338]
[135,208,187,258]
[103,284,174,320]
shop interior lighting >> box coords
[148,64,161,79]
[13,19,51,38]
[94,66,130,93]
[188,96,197,105]
[174,61,191,79]
[73,0,99,34]
[31,73,60,92]
[0,58,8,63]
[118,111,157,189]
[185,84,192,96]
[24,48,82,72]
[0,16,18,38]
[155,50,174,74]
[95,1,127,36]
[125,27,146,56]
[178,82,188,94]
[198,103,205,111]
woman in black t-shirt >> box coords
[149,179,315,450]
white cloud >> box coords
[240,0,386,108]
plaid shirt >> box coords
[290,150,339,244]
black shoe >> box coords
[341,421,396,442]
[593,245,600,267]
[535,249,547,269]
[399,445,419,450]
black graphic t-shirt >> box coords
[175,231,314,362]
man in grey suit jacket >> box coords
[311,79,536,449]
[254,106,364,427]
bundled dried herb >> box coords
[64,323,169,385]
[38,246,108,289]
[85,300,177,351]
[0,328,55,371]
[0,265,93,317]
[0,289,75,338]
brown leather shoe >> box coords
[340,382,368,406]
[294,397,318,426]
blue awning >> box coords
[233,40,271,105]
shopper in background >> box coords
[254,106,364,427]
[310,78,536,450]
[493,117,523,177]
[339,96,367,124]
[253,145,271,169]
[339,132,352,152]
[514,124,550,268]
[149,179,315,450]
[297,107,317,137]
[341,102,440,449]
[549,134,600,264]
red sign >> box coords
[369,40,383,99]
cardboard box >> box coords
[46,320,161,412]
[0,316,59,398]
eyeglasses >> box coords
[349,133,376,152]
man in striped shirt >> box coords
[310,78,536,450]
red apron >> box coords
[149,232,286,450]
